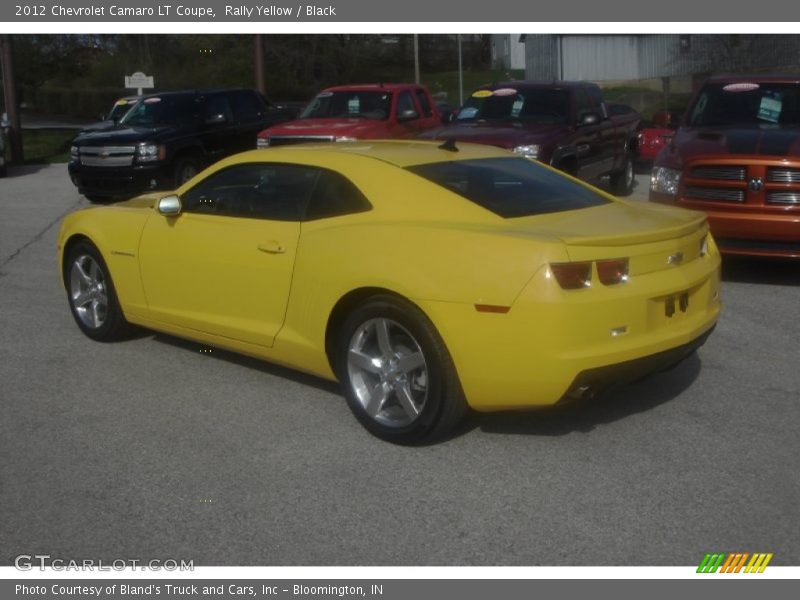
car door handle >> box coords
[258,241,286,254]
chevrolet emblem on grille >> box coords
[749,177,764,192]
[667,251,684,265]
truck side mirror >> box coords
[578,112,601,126]
[397,109,419,122]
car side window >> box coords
[231,90,264,123]
[415,90,433,117]
[181,163,319,221]
[586,86,608,119]
[204,94,234,124]
[304,169,372,221]
[396,91,418,119]
[575,89,593,122]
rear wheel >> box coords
[610,152,635,196]
[336,295,467,444]
[64,240,130,341]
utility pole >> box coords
[254,34,267,96]
[0,34,23,164]
[413,35,420,84]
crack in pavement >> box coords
[0,198,84,279]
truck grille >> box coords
[685,186,745,202]
[683,161,800,208]
[689,166,746,181]
[79,146,135,167]
[767,167,800,183]
[767,191,800,204]
[267,136,336,147]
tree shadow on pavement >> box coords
[468,352,702,437]
[2,164,53,179]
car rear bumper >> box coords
[417,248,721,411]
[68,162,172,198]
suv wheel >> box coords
[173,157,200,188]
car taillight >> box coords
[596,258,629,285]
[550,262,592,290]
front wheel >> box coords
[64,240,130,341]
[609,153,635,196]
[336,295,467,444]
[173,156,201,188]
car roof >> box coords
[320,83,424,93]
[241,140,512,168]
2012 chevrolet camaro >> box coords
[58,141,721,443]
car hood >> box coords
[80,120,118,133]
[667,124,800,163]
[74,125,183,146]
[420,122,569,149]
[262,118,389,138]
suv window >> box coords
[182,163,318,221]
[120,94,200,127]
[408,157,609,218]
[585,85,608,118]
[305,170,372,220]
[415,90,433,117]
[204,94,234,124]
[231,90,265,123]
[396,91,418,119]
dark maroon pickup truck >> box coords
[422,80,641,195]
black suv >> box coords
[68,89,295,202]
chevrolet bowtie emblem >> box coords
[667,251,684,265]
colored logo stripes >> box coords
[697,552,773,573]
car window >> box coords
[586,86,608,118]
[181,163,319,221]
[458,88,570,124]
[230,90,265,123]
[121,94,200,127]
[204,94,234,124]
[304,170,372,221]
[301,91,392,120]
[415,90,433,117]
[408,157,610,218]
[396,91,418,119]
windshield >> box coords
[689,83,800,127]
[108,100,135,122]
[300,91,392,120]
[457,88,570,124]
[408,157,609,218]
[120,95,200,127]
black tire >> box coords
[63,240,130,342]
[609,152,635,196]
[335,295,467,444]
[173,155,201,188]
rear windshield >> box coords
[301,91,392,120]
[408,157,610,218]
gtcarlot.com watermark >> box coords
[14,554,194,571]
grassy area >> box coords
[22,129,78,164]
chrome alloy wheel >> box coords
[347,318,429,428]
[624,156,634,188]
[69,254,108,329]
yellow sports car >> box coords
[58,141,721,443]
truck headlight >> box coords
[512,145,541,159]
[135,143,164,163]
[651,166,681,196]
[70,145,79,162]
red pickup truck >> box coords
[257,83,443,147]
[422,80,640,195]
[650,75,800,258]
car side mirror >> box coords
[578,112,601,126]
[442,111,456,124]
[205,113,228,126]
[157,194,182,216]
[397,109,419,122]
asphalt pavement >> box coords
[1,164,798,566]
